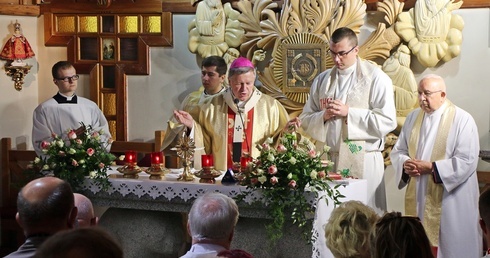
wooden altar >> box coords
[80,168,368,258]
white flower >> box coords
[256,168,264,175]
[34,157,41,164]
[42,164,50,170]
[89,171,96,179]
[119,155,125,161]
[267,153,275,162]
[42,149,48,154]
[265,137,273,144]
[289,157,296,164]
[68,148,76,154]
[56,140,64,148]
[323,145,331,153]
[79,159,86,164]
[287,173,292,179]
[258,175,267,184]
[310,170,318,179]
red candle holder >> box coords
[201,154,214,168]
[125,150,137,164]
[151,152,164,165]
[146,152,169,180]
[240,156,252,169]
[117,150,142,178]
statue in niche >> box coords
[382,44,418,133]
[188,0,244,64]
[395,0,464,67]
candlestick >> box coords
[151,152,163,165]
[117,150,142,178]
[125,150,136,164]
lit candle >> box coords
[151,152,163,165]
[202,154,214,167]
[241,156,251,168]
[125,150,136,164]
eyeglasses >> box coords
[56,74,80,82]
[418,90,443,97]
[328,46,357,58]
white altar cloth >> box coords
[82,167,367,258]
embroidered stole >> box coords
[226,107,254,168]
[405,101,455,246]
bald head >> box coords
[17,177,77,235]
[74,193,97,227]
[418,74,447,113]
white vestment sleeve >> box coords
[299,72,329,143]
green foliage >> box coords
[237,132,343,244]
[29,123,115,191]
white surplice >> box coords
[390,103,482,258]
[32,94,111,156]
[300,58,397,211]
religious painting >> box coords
[102,38,115,61]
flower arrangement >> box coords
[237,132,344,243]
[29,123,115,191]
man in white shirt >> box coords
[391,74,481,258]
[180,192,239,258]
[32,61,111,156]
[300,27,397,212]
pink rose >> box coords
[268,165,278,175]
[270,176,278,185]
[288,180,297,188]
[86,148,95,156]
[250,178,259,185]
[76,139,82,145]
[308,149,316,158]
[277,144,287,153]
[92,131,100,138]
[41,141,51,149]
[68,130,77,140]
[58,151,66,156]
[261,143,270,151]
[72,159,78,166]
[98,163,105,168]
[318,171,326,179]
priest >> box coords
[173,57,290,171]
[390,74,481,258]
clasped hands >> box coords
[403,159,433,177]
[324,99,348,122]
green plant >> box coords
[237,132,344,244]
[29,123,115,191]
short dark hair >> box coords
[17,179,74,229]
[330,27,358,47]
[371,212,434,258]
[480,188,490,225]
[52,61,74,79]
[34,227,123,258]
[202,56,228,76]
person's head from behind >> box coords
[329,27,359,70]
[188,192,239,249]
[370,211,434,258]
[74,193,98,227]
[228,57,256,102]
[479,188,490,240]
[52,61,79,96]
[34,227,123,258]
[418,74,447,114]
[324,200,379,258]
[16,177,77,236]
[201,55,227,94]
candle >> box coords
[125,150,136,164]
[201,154,214,167]
[151,152,164,165]
[241,156,251,168]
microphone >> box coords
[233,98,251,157]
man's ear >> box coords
[15,212,23,228]
[68,206,78,229]
[91,216,99,226]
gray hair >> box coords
[188,192,239,241]
[228,66,255,79]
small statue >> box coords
[0,21,35,67]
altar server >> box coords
[391,74,481,258]
[32,61,111,156]
[173,56,290,171]
[300,27,397,211]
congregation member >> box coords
[162,56,228,168]
[370,212,434,258]
[5,177,78,258]
[324,200,379,258]
[172,56,291,171]
[391,74,481,258]
[33,227,123,258]
[180,192,239,258]
[480,188,490,257]
[74,193,98,227]
[32,61,111,156]
[299,27,397,211]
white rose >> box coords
[56,140,64,148]
[267,153,275,162]
[287,173,292,179]
[256,169,264,175]
[310,170,318,179]
[42,165,50,170]
[289,157,296,164]
[323,145,331,153]
[34,157,41,164]
[258,175,267,184]
[68,148,76,154]
[89,171,96,179]
[265,137,273,144]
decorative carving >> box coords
[395,0,464,67]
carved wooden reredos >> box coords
[34,0,484,140]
